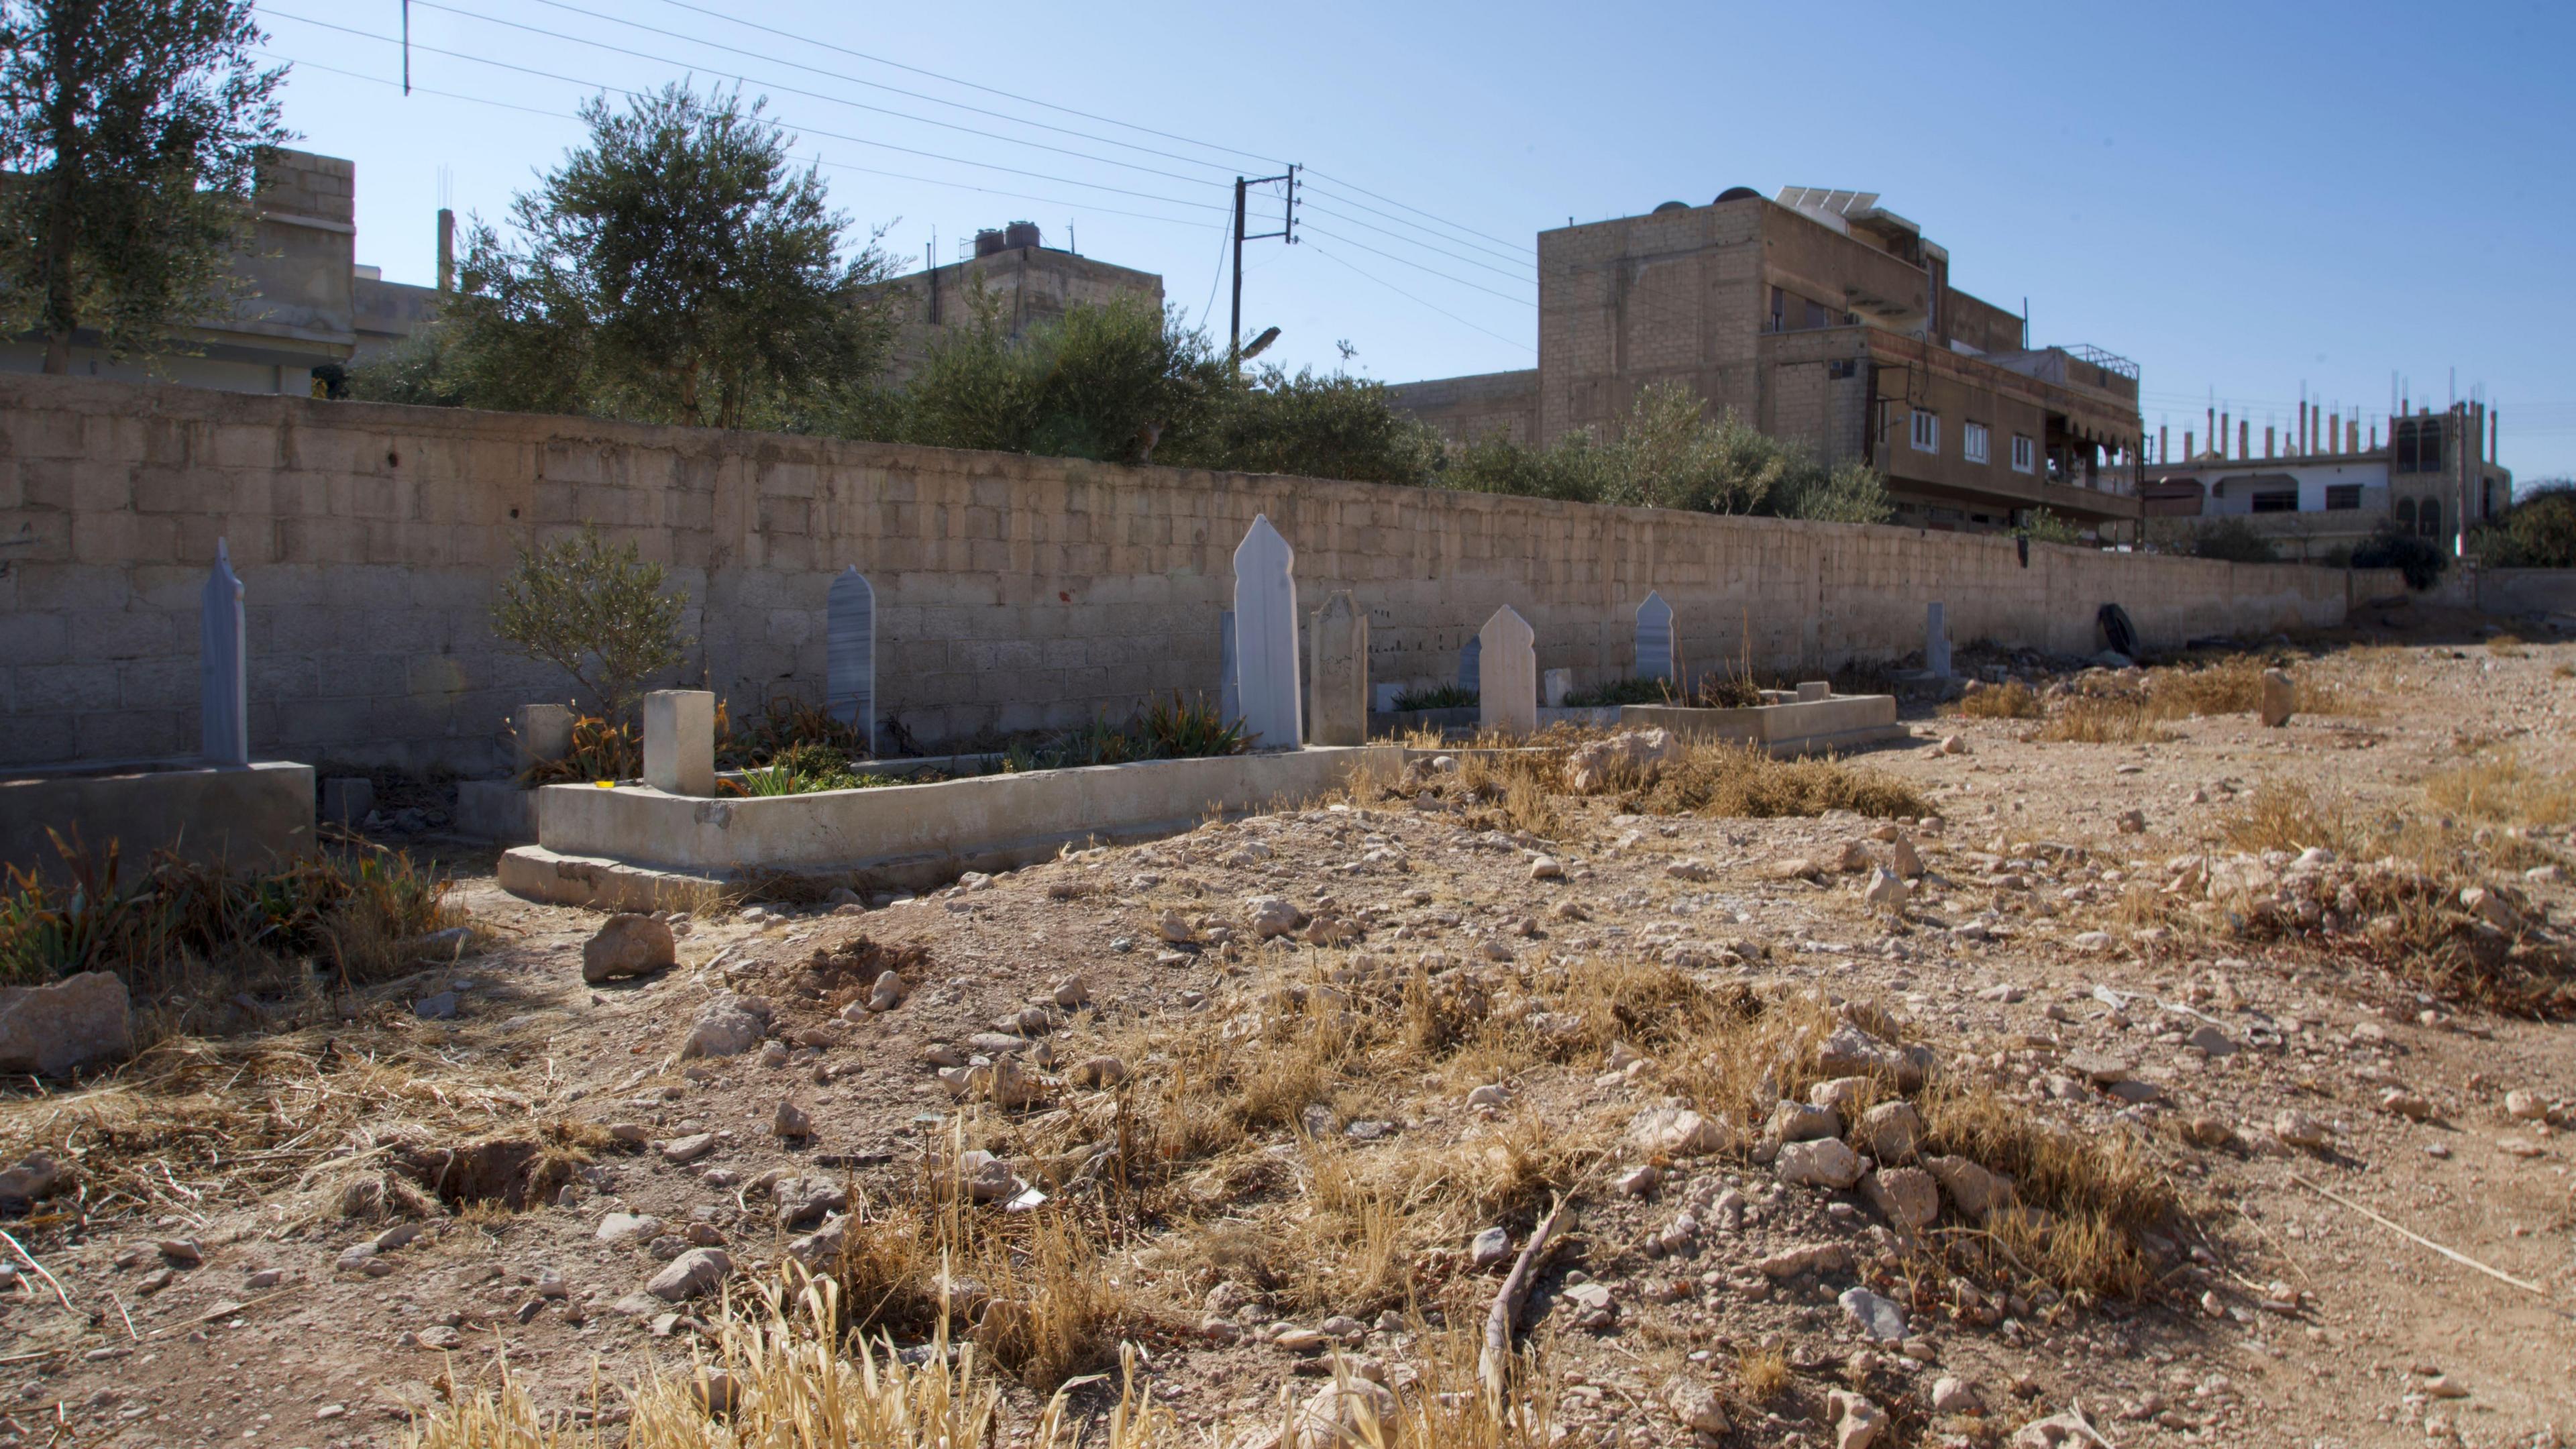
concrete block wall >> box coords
[0,375,2373,776]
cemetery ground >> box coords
[4,630,2576,1448]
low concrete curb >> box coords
[1,759,314,881]
[500,745,1404,908]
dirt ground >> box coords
[3,616,2573,1449]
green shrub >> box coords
[1000,693,1248,771]
[2015,507,2084,545]
[2189,517,2279,564]
[490,524,692,720]
[2352,525,2449,591]
[1561,677,1672,707]
[1160,364,1440,486]
[1390,683,1479,711]
[2470,486,2576,568]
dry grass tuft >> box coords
[0,1033,594,1237]
[1951,681,2041,719]
[2214,780,2369,857]
[1915,1083,2175,1298]
[2035,697,2174,745]
[2424,751,2576,828]
[1626,742,1929,820]
[407,1272,1177,1449]
[1735,1343,1792,1402]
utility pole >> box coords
[1229,166,1298,372]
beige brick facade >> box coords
[0,376,2368,775]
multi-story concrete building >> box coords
[1391,186,2148,535]
[877,222,1163,380]
[2140,400,2510,558]
[0,148,439,394]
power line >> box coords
[509,0,1246,182]
[1303,166,1527,254]
[646,0,1286,173]
[1301,183,1534,270]
[398,0,1230,193]
[1306,246,1533,356]
[263,12,1234,218]
[264,48,1231,232]
[1299,200,1534,284]
[1300,225,1535,308]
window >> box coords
[2419,499,2442,538]
[2010,434,2035,474]
[2251,489,2298,513]
[2394,417,2445,474]
[1910,410,1939,453]
[2326,484,2362,511]
[1963,422,1990,464]
[1827,358,1856,380]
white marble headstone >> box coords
[1231,516,1301,749]
[201,538,248,765]
[1635,590,1675,682]
[826,566,877,755]
[1477,606,1537,737]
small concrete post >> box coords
[1796,680,1831,702]
[1635,590,1675,682]
[200,538,248,766]
[1307,590,1368,747]
[643,690,716,796]
[513,704,575,773]
[1476,606,1538,737]
[825,566,877,756]
[1231,515,1301,750]
[1925,601,1951,679]
[1543,668,1573,708]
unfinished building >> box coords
[877,223,1164,380]
[1390,186,2147,535]
[2140,400,2511,559]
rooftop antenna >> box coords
[402,0,411,95]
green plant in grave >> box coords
[490,524,692,720]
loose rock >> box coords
[582,915,674,984]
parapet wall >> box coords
[0,376,2377,774]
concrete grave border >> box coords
[499,745,1403,910]
[1615,694,1903,757]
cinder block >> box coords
[641,689,714,796]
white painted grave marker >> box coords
[1458,635,1481,694]
[826,566,877,755]
[1926,601,1951,680]
[1231,516,1301,749]
[1477,606,1537,736]
[201,539,248,765]
[1219,610,1240,726]
[1635,590,1675,682]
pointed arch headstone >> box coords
[201,539,248,765]
[1635,590,1675,682]
[826,566,877,755]
[1477,606,1537,737]
[1232,516,1301,749]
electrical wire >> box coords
[1300,183,1535,271]
[1299,225,1534,307]
[512,0,1246,180]
[1305,246,1534,355]
[1299,200,1534,284]
[394,0,1229,193]
[264,49,1230,231]
[647,0,1286,172]
[262,12,1234,217]
[1303,166,1528,254]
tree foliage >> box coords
[490,526,692,719]
[0,0,290,371]
[894,289,1218,463]
[2014,507,2084,545]
[2351,523,2449,591]
[2188,516,2280,564]
[1434,381,1893,523]
[1161,362,1442,486]
[353,83,894,430]
[2469,485,2576,568]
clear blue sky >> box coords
[260,0,2576,482]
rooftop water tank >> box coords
[1003,220,1042,250]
